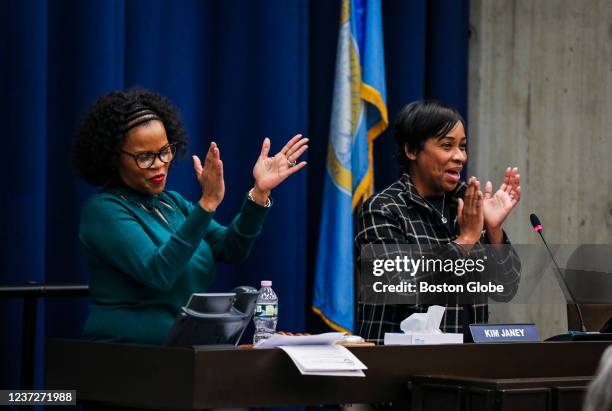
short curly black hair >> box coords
[73,88,188,186]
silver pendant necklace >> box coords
[425,193,447,224]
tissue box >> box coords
[384,332,463,345]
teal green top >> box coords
[79,185,270,345]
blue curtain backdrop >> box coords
[0,0,468,392]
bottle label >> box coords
[255,303,278,318]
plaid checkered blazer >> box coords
[354,174,521,344]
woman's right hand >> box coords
[193,142,225,212]
[456,177,484,245]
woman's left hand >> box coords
[251,134,308,203]
[483,167,521,230]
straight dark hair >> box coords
[394,100,465,173]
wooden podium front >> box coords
[46,339,611,410]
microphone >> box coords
[529,214,542,233]
[529,213,587,333]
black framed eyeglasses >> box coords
[121,143,177,169]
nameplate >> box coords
[470,323,540,343]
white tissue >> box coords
[400,305,445,334]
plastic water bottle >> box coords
[253,280,278,344]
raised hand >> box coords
[456,177,485,245]
[193,142,225,212]
[483,167,521,230]
[251,134,308,203]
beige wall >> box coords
[469,0,612,338]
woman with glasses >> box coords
[73,89,307,345]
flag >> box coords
[313,0,388,332]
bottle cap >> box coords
[260,280,272,287]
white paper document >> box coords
[253,332,346,349]
[279,345,367,377]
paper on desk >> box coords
[279,345,366,377]
[290,363,365,377]
[280,345,367,371]
[254,332,346,349]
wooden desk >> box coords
[46,339,611,410]
[407,375,592,411]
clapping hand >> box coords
[456,177,485,245]
[250,134,308,204]
[483,167,521,230]
[193,142,225,212]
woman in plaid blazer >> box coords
[355,100,521,344]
